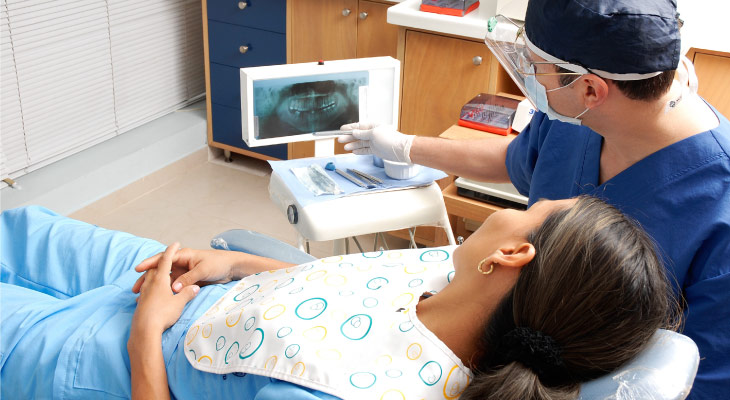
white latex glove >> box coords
[338,122,415,164]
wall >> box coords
[0,101,207,216]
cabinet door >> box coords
[356,0,398,59]
[290,0,358,63]
[693,52,730,117]
[400,31,492,137]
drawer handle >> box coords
[238,1,247,10]
[239,45,250,54]
[472,56,482,66]
[359,12,368,20]
[342,8,351,16]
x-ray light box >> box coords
[241,57,400,147]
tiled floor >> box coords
[70,149,409,259]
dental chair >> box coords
[211,229,700,400]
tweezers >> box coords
[347,168,384,185]
[335,168,375,189]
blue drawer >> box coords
[208,21,286,68]
[211,104,287,160]
[210,63,241,109]
[207,0,286,33]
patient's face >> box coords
[453,198,576,273]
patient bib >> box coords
[185,246,472,399]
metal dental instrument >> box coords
[347,168,384,185]
[334,168,374,188]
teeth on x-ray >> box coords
[253,72,368,139]
[288,93,337,113]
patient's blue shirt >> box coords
[506,107,730,399]
[0,205,339,400]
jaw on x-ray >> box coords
[253,71,369,139]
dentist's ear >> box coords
[581,74,609,109]
[484,243,536,270]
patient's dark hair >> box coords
[460,196,678,400]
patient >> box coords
[0,196,676,400]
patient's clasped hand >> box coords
[0,197,677,400]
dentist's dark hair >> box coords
[558,66,675,101]
[461,196,678,400]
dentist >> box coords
[339,1,730,397]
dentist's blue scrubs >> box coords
[0,206,339,400]
[506,106,730,399]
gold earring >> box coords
[477,258,494,275]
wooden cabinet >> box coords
[289,0,398,63]
[204,0,288,161]
[290,0,358,62]
[356,1,399,59]
[688,48,730,117]
[399,29,520,138]
[288,0,399,159]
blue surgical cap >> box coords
[524,0,681,77]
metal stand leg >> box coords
[351,236,365,253]
[408,228,418,249]
[333,239,346,255]
[297,234,307,253]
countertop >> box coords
[386,0,728,54]
[387,0,496,40]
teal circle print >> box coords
[386,369,403,378]
[339,290,355,296]
[367,277,389,290]
[244,317,256,331]
[285,344,300,358]
[295,297,328,320]
[238,328,264,359]
[420,250,450,262]
[362,250,384,258]
[419,361,443,386]
[350,372,377,389]
[341,314,373,340]
[188,349,196,360]
[234,284,260,301]
[277,327,293,338]
[408,278,424,288]
[289,287,304,294]
[447,270,455,283]
[363,297,378,308]
[275,278,295,290]
[302,264,315,271]
[399,321,414,332]
[339,262,354,268]
[225,342,239,364]
[383,262,403,268]
[216,336,226,351]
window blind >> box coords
[0,0,205,181]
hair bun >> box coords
[501,327,569,385]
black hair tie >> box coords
[501,327,569,385]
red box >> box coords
[420,0,480,17]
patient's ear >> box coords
[485,243,536,269]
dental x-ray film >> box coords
[241,57,400,147]
[253,71,368,139]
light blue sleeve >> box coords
[0,205,165,297]
[252,380,342,400]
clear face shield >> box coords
[484,15,586,102]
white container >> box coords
[384,160,421,180]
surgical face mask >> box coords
[524,73,589,125]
